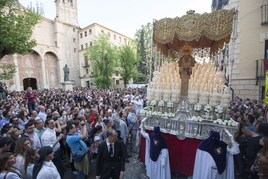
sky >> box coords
[19,0,212,38]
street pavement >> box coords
[63,151,242,179]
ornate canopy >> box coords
[153,9,235,57]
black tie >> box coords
[109,144,113,157]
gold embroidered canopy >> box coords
[153,9,235,57]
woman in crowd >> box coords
[33,146,60,179]
[7,128,21,153]
[25,148,39,179]
[0,152,22,178]
[17,109,29,129]
[13,136,32,177]
[251,136,268,179]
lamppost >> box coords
[104,54,109,89]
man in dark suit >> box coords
[96,129,125,179]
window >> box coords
[85,31,87,37]
[80,33,83,38]
[74,48,76,53]
[55,41,57,47]
[73,28,75,32]
[73,38,76,43]
[124,38,127,44]
[84,56,89,67]
[90,41,92,47]
[119,37,121,42]
[86,69,89,74]
[116,80,120,85]
[86,81,90,87]
[101,30,104,33]
[89,29,92,34]
[85,43,88,48]
[108,32,111,37]
[81,45,83,50]
[265,40,268,59]
[114,34,116,40]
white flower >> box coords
[167,101,173,108]
[194,103,202,112]
[197,116,203,122]
[158,100,165,107]
[168,113,174,118]
[232,121,238,127]
[215,105,224,114]
[151,100,157,106]
[204,104,212,113]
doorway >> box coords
[23,78,37,90]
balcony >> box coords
[261,4,268,25]
[256,59,267,85]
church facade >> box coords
[2,0,132,91]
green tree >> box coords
[86,34,117,89]
[0,0,41,58]
[0,0,41,80]
[118,44,137,87]
[135,22,152,82]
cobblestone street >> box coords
[63,151,192,179]
[63,151,149,179]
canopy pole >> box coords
[149,20,155,82]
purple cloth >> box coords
[198,131,227,174]
[149,126,168,162]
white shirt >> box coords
[41,128,60,152]
[13,154,25,177]
[0,172,20,179]
[93,134,102,154]
[24,132,42,149]
[38,112,47,122]
[37,161,61,179]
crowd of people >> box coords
[0,86,267,179]
[0,87,146,179]
[229,97,268,179]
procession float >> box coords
[140,9,238,142]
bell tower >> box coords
[55,0,78,26]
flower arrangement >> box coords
[190,116,204,122]
[194,103,202,112]
[141,110,175,118]
[204,104,212,113]
[167,101,174,108]
[215,105,224,114]
[150,100,157,106]
[158,100,165,107]
[213,118,238,127]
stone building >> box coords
[215,0,268,100]
[78,23,133,88]
[2,0,132,90]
